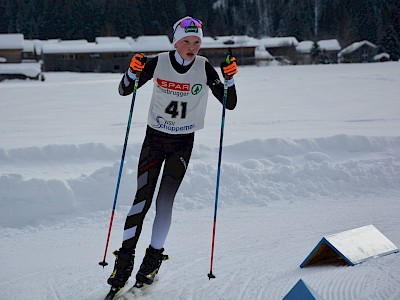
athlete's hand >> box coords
[129,53,146,73]
[220,56,238,79]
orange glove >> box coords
[220,56,238,78]
[129,53,146,73]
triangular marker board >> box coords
[300,225,399,268]
[282,279,324,300]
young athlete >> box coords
[107,16,238,290]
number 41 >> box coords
[165,101,187,119]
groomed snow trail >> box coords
[1,197,399,300]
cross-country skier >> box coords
[107,16,238,291]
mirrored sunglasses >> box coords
[179,17,203,29]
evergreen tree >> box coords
[0,0,399,55]
[379,0,400,60]
[310,41,321,63]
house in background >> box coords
[200,35,259,66]
[374,52,391,62]
[1,33,394,79]
[123,35,173,57]
[0,33,24,63]
[41,35,259,72]
[0,33,44,81]
[22,39,42,61]
[338,40,378,63]
[42,38,132,72]
[296,41,314,64]
[296,39,341,64]
[259,37,299,64]
[317,39,342,63]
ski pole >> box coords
[208,48,233,279]
[99,57,146,268]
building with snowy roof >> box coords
[338,40,378,63]
[374,52,391,62]
[296,39,341,64]
[199,35,259,65]
[42,38,133,72]
[0,33,45,81]
[258,37,299,64]
[0,33,24,63]
[41,35,259,72]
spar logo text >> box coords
[156,78,190,97]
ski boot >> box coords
[135,245,169,285]
[107,248,135,289]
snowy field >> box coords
[1,61,400,299]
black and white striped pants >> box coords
[121,126,194,251]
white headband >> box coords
[172,16,203,46]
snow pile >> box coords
[255,45,274,60]
[0,62,42,77]
[184,135,400,207]
[1,135,399,227]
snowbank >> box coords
[0,62,43,77]
[1,135,399,228]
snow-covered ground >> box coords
[0,61,399,299]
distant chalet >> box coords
[0,33,392,77]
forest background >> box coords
[1,0,400,59]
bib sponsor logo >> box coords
[191,84,202,95]
[157,78,190,91]
[151,115,195,133]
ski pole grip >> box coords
[136,55,147,77]
[225,47,233,64]
[224,48,233,80]
[139,55,147,64]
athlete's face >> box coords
[174,36,202,61]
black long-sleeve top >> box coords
[118,51,237,110]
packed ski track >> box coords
[1,62,400,299]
